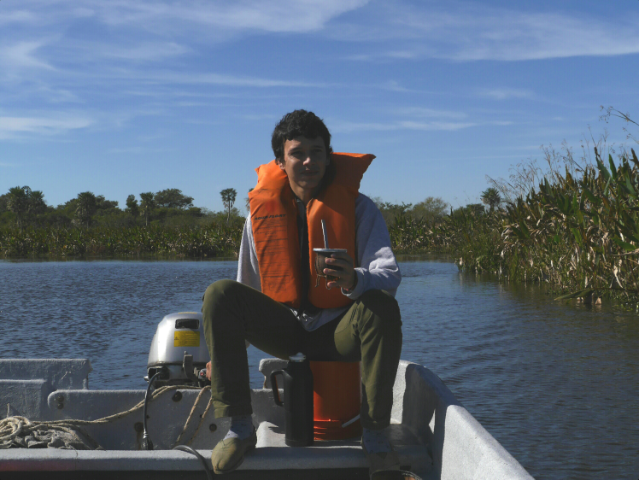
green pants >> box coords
[202,280,402,430]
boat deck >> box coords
[1,423,432,480]
[0,358,533,479]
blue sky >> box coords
[2,0,639,213]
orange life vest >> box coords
[249,153,374,309]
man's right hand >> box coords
[324,251,357,291]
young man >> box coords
[202,109,402,476]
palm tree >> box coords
[126,194,140,219]
[7,186,31,230]
[29,190,46,213]
[28,190,46,226]
[75,191,97,228]
[220,188,237,224]
[140,192,155,226]
[480,188,501,212]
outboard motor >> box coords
[146,312,210,387]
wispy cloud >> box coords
[392,106,468,120]
[0,116,93,139]
[238,114,279,122]
[345,50,420,62]
[334,1,639,62]
[3,1,369,37]
[0,0,365,102]
[0,41,54,71]
[0,10,38,26]
[331,107,515,133]
[331,119,476,133]
[399,120,476,131]
[374,80,430,94]
[136,71,327,88]
[95,0,369,34]
[108,146,173,154]
[68,69,329,89]
[99,42,189,61]
[479,88,534,100]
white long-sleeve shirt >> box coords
[237,193,401,331]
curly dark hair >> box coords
[271,109,333,161]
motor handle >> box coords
[197,368,211,387]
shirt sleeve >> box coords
[342,194,402,299]
[236,216,262,291]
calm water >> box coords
[1,259,637,479]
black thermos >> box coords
[270,352,314,447]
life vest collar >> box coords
[249,153,374,309]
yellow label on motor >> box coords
[174,331,200,347]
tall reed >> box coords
[498,148,639,302]
[388,147,639,303]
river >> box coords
[0,258,637,479]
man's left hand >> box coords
[324,252,358,291]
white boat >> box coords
[0,357,533,479]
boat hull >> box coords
[0,359,533,479]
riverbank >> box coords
[4,147,639,304]
[0,223,242,259]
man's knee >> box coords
[357,290,402,333]
[203,279,240,303]
[202,280,245,329]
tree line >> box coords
[373,188,501,227]
[0,187,241,230]
[1,182,495,252]
[3,183,486,234]
[4,108,637,305]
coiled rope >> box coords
[0,385,212,450]
[172,385,213,447]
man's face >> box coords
[278,136,329,197]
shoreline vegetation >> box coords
[3,112,639,304]
[0,224,242,259]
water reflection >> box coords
[0,259,638,479]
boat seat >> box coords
[255,358,434,479]
[247,420,433,479]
